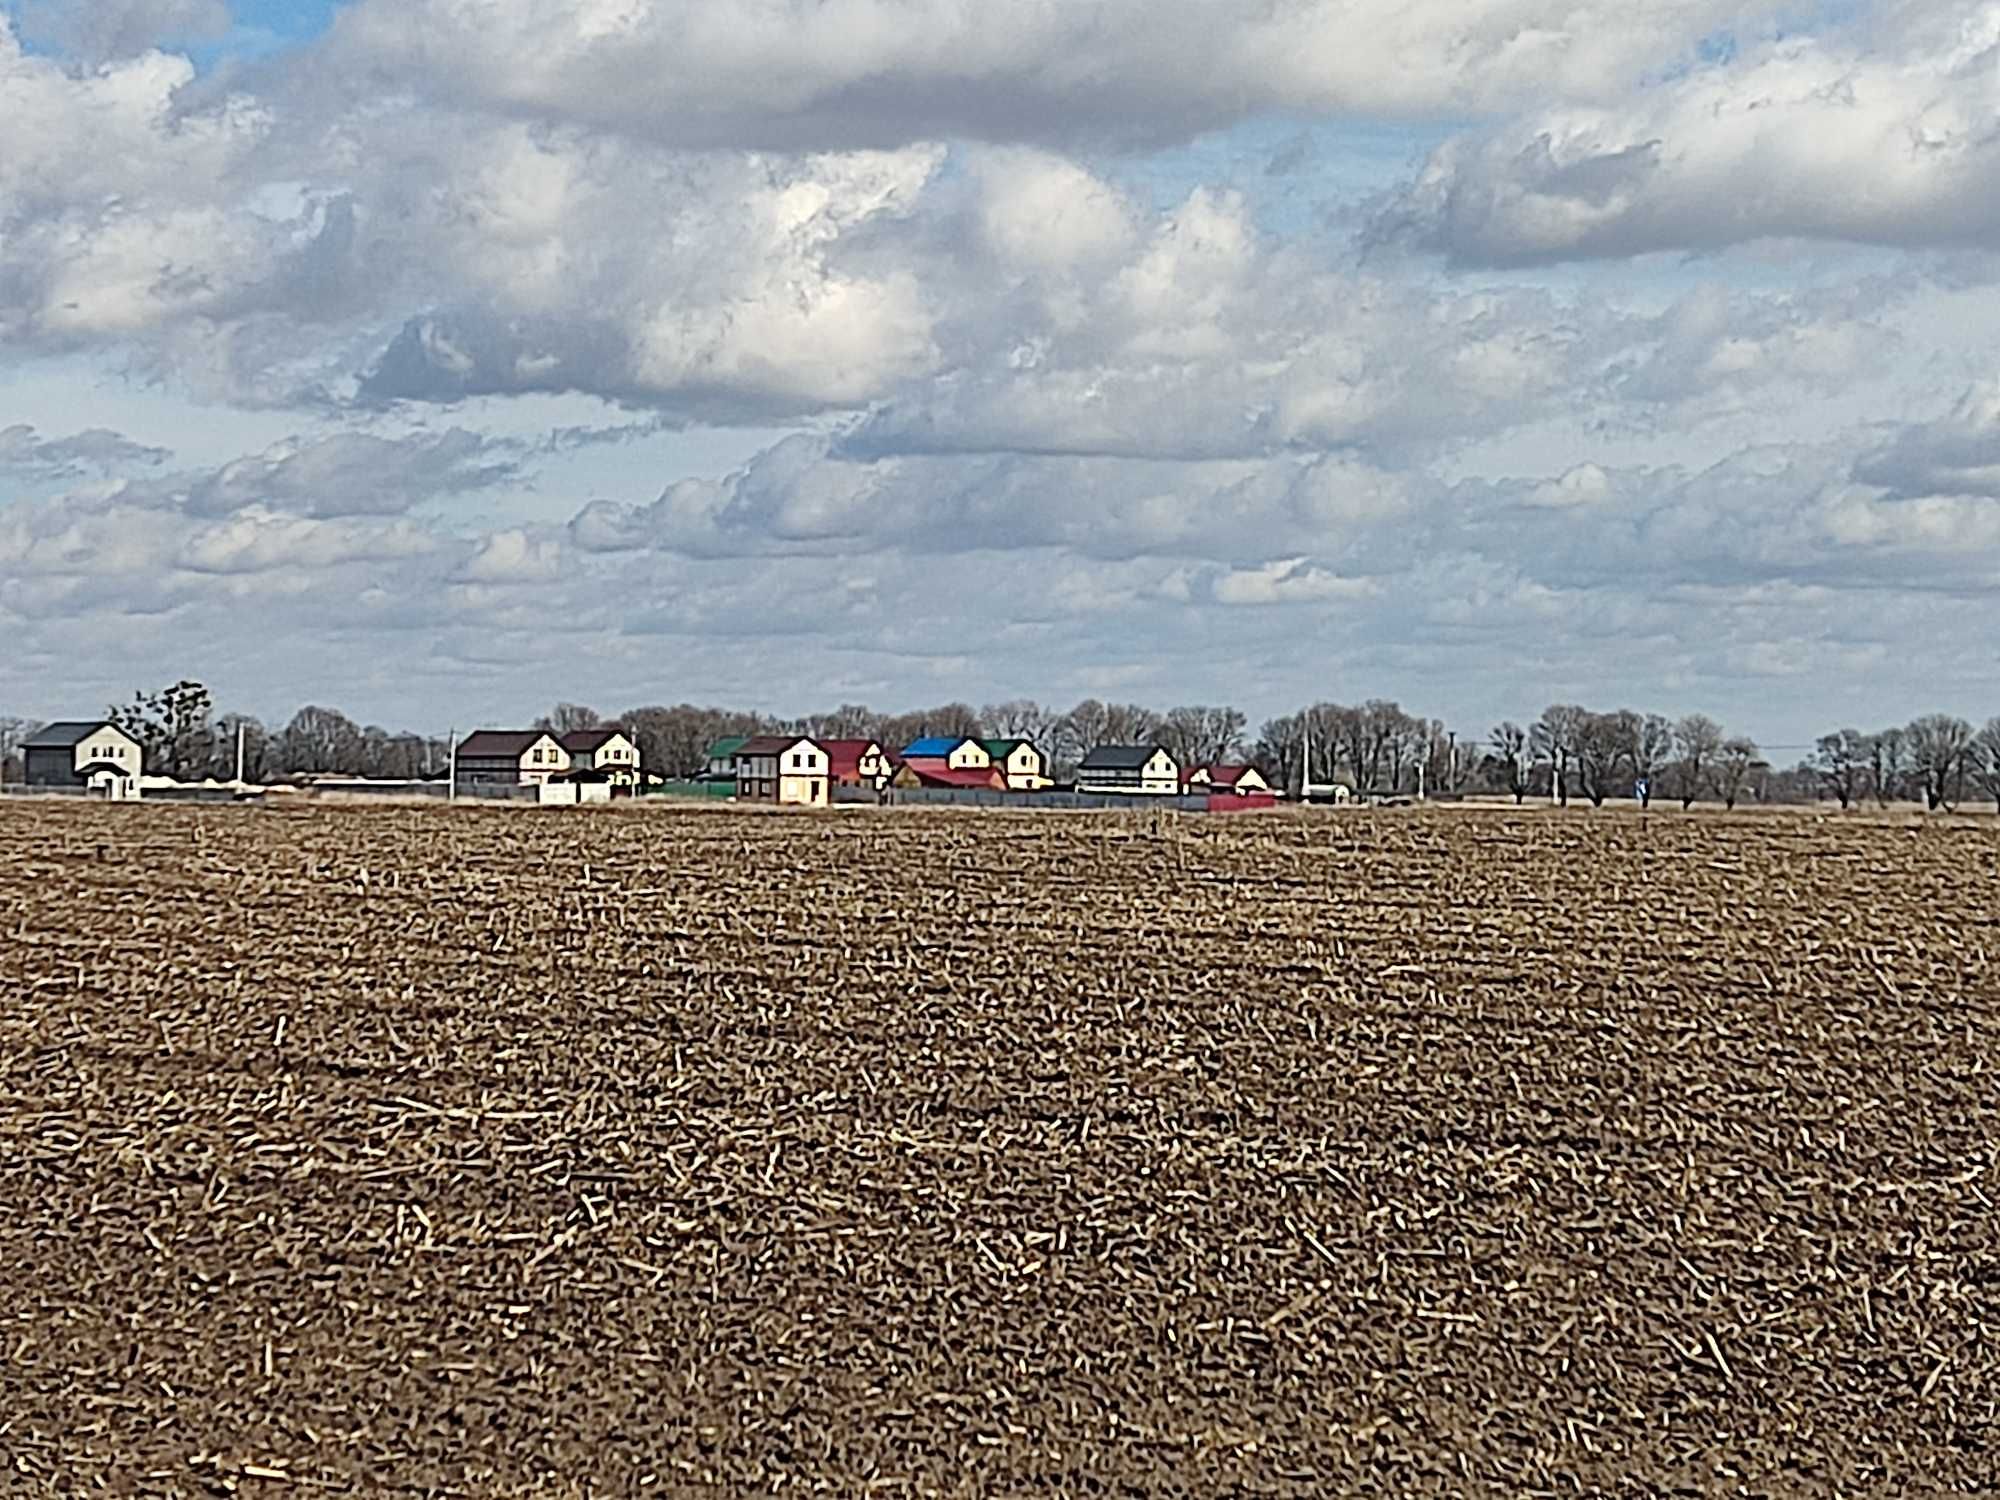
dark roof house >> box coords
[455,730,554,759]
[24,721,119,749]
[1079,745,1169,771]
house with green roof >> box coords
[701,735,751,781]
[981,738,1050,791]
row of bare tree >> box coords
[5,687,1997,809]
[1813,717,2000,812]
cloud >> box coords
[181,429,523,517]
[1854,383,2000,499]
[1208,557,1378,606]
[316,0,1779,150]
[0,424,171,479]
[1373,13,2000,262]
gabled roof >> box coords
[738,734,820,757]
[560,727,629,753]
[902,736,975,759]
[704,735,750,760]
[457,730,559,759]
[1205,765,1262,787]
[819,739,883,778]
[25,721,129,750]
[1080,744,1171,771]
[981,738,1039,759]
[897,758,1006,790]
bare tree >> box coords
[1532,704,1588,807]
[213,713,269,782]
[1671,714,1724,809]
[1973,718,2000,814]
[109,680,214,778]
[0,716,36,784]
[538,702,601,734]
[279,705,364,774]
[1489,722,1530,804]
[620,704,766,777]
[803,704,878,739]
[981,700,1058,744]
[1867,728,1908,808]
[1811,730,1867,810]
[1714,736,1760,810]
[1573,710,1637,808]
[1631,713,1673,808]
[1906,713,1975,811]
[1160,705,1248,770]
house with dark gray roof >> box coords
[453,729,569,788]
[1076,744,1180,796]
[23,721,143,795]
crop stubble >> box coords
[1,802,1997,1495]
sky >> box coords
[3,0,1999,744]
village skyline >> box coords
[8,678,2000,810]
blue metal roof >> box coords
[901,736,969,758]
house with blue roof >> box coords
[899,736,991,772]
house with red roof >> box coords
[890,758,1008,792]
[820,739,891,789]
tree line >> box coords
[3,685,1999,810]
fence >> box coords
[304,780,536,802]
[842,787,1264,813]
[642,780,737,800]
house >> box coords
[1187,764,1275,796]
[981,738,1050,791]
[891,759,1008,791]
[1077,744,1181,796]
[561,728,642,787]
[22,721,143,797]
[821,739,892,789]
[702,735,750,781]
[735,736,829,806]
[454,730,570,787]
[900,736,991,771]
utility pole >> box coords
[1300,716,1314,804]
[1447,730,1456,795]
[447,729,457,803]
[235,721,246,784]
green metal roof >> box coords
[704,735,750,759]
[981,738,1029,757]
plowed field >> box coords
[3,802,1997,1495]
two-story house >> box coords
[980,738,1051,791]
[1077,744,1181,796]
[454,730,570,787]
[735,736,829,806]
[561,728,642,787]
[22,721,144,797]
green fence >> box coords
[642,780,736,800]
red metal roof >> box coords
[897,758,1006,790]
[819,739,883,780]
